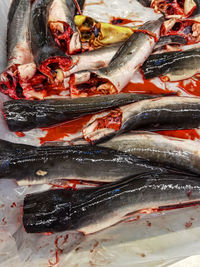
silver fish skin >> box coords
[7,0,33,65]
[0,0,36,99]
[100,132,200,175]
[23,172,200,234]
[64,43,121,77]
[83,96,200,144]
[93,17,164,92]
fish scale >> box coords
[23,172,200,234]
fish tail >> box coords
[23,189,78,233]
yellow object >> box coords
[74,15,137,48]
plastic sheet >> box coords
[1,0,200,266]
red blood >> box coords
[133,28,159,42]
[122,80,174,95]
[39,57,72,80]
[156,129,200,141]
[10,202,17,208]
[2,217,7,225]
[110,17,136,26]
[185,221,193,228]
[40,115,93,144]
[15,132,25,137]
[44,232,53,236]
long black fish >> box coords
[153,35,187,51]
[83,96,200,144]
[23,172,200,234]
[142,48,200,81]
[30,0,72,81]
[3,93,169,132]
[0,139,177,185]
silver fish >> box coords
[0,0,35,99]
[101,131,200,175]
[93,17,164,93]
[64,43,121,77]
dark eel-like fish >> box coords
[142,48,200,81]
[83,96,200,144]
[100,132,200,176]
[0,0,34,99]
[30,0,72,81]
[70,17,164,95]
[23,172,200,234]
[0,139,177,185]
[3,93,168,132]
[153,35,187,51]
[48,0,84,54]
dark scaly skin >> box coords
[142,49,200,80]
[23,172,200,234]
[3,93,169,132]
[30,0,72,79]
[0,139,179,184]
[83,96,200,144]
[154,35,187,51]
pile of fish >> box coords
[1,0,200,238]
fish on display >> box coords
[83,96,200,144]
[3,93,168,132]
[30,0,72,82]
[23,172,200,234]
[142,48,200,81]
[48,0,84,54]
[153,35,187,52]
[69,17,164,96]
[63,43,121,78]
[100,132,200,175]
[0,139,179,185]
[0,0,36,99]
